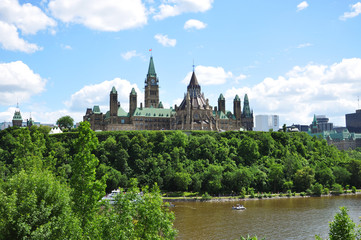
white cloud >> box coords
[0,61,47,105]
[182,66,232,85]
[235,74,247,83]
[224,58,361,126]
[65,78,143,112]
[61,44,72,50]
[48,0,148,31]
[297,1,309,11]
[154,0,213,20]
[340,2,361,20]
[122,50,141,60]
[154,34,176,47]
[0,0,56,35]
[0,0,55,53]
[184,19,207,30]
[297,43,312,48]
[0,21,42,53]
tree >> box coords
[56,115,74,130]
[294,166,315,192]
[97,179,177,239]
[70,121,106,231]
[0,170,81,240]
[329,207,358,240]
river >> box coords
[171,194,361,240]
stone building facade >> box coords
[84,57,254,131]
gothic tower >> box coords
[129,88,137,116]
[233,95,241,120]
[241,94,254,131]
[12,109,22,127]
[110,86,118,117]
[144,56,159,108]
[218,93,226,114]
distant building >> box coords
[346,109,361,133]
[0,122,11,130]
[254,115,279,131]
[84,56,254,131]
[290,124,309,132]
[309,114,333,133]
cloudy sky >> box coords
[1,0,361,127]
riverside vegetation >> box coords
[1,124,361,239]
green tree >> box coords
[98,179,177,239]
[329,207,357,240]
[56,115,74,130]
[294,166,315,192]
[70,121,106,231]
[268,163,284,192]
[0,170,81,240]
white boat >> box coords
[232,204,246,210]
[102,189,121,204]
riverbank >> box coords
[163,191,361,202]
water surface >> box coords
[172,195,361,240]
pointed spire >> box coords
[110,86,117,94]
[188,71,200,88]
[234,94,240,101]
[147,56,156,77]
[243,94,251,117]
[312,114,317,125]
[158,101,164,108]
[218,93,225,100]
[130,88,137,95]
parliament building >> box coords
[83,57,254,131]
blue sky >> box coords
[1,0,361,127]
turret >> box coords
[110,86,118,117]
[218,93,225,114]
[129,88,137,116]
[233,95,241,120]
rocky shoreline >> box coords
[163,191,361,202]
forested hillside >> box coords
[1,125,360,195]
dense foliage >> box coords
[316,206,361,240]
[0,123,176,239]
[1,127,361,196]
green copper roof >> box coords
[213,110,229,119]
[312,114,317,125]
[93,105,101,114]
[218,94,225,100]
[147,56,156,77]
[12,110,22,120]
[111,86,117,94]
[130,88,137,95]
[234,95,240,101]
[117,106,129,117]
[133,107,175,118]
[242,94,252,117]
[158,101,164,108]
[104,106,129,119]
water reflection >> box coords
[172,195,361,240]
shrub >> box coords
[201,192,212,200]
[312,183,323,196]
[286,189,292,197]
[352,186,357,194]
[323,187,330,195]
[306,188,313,196]
[257,192,262,199]
[332,184,343,195]
[300,192,306,197]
